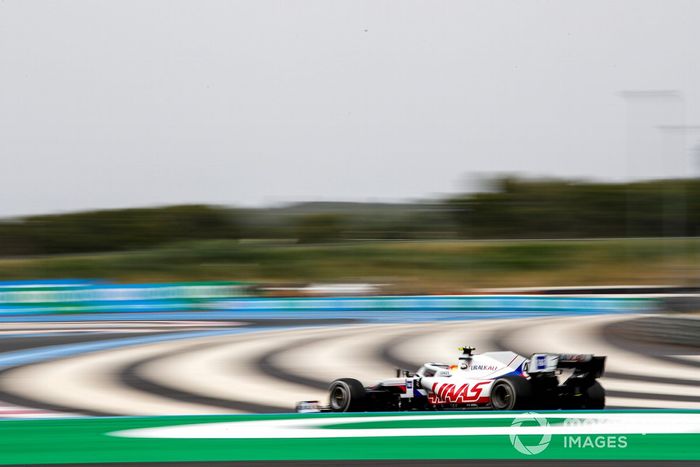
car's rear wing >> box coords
[529,353,606,379]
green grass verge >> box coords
[1,238,699,292]
[0,411,698,464]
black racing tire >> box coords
[581,381,605,409]
[328,378,367,412]
[560,381,606,410]
[490,376,533,410]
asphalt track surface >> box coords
[0,313,698,466]
[0,314,698,417]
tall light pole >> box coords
[656,125,700,175]
[618,90,687,283]
[656,124,700,285]
[618,91,683,239]
[618,90,684,183]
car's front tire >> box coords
[329,378,366,412]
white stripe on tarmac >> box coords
[2,315,696,414]
[0,336,237,415]
[139,324,442,410]
[387,316,700,408]
[601,378,699,398]
[267,322,432,384]
[499,314,700,382]
[135,327,332,409]
[389,318,536,366]
[606,397,700,409]
[492,314,700,407]
[670,354,700,363]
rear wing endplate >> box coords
[529,353,606,378]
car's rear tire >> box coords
[329,378,366,412]
[560,381,606,409]
[490,376,533,410]
[580,381,605,409]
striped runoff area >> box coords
[0,314,697,417]
[0,411,698,464]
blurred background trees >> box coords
[2,177,700,256]
[0,205,240,255]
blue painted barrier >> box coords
[0,280,248,315]
[0,280,657,316]
[213,295,655,314]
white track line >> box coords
[0,336,237,415]
[390,318,537,365]
[136,324,421,410]
[499,314,700,381]
[267,323,432,384]
[670,354,700,363]
[495,314,700,407]
[136,328,325,409]
[605,397,700,409]
[2,315,697,414]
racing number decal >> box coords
[429,381,490,404]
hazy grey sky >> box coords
[1,1,699,216]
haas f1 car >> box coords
[297,347,606,412]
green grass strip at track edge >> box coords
[0,411,698,464]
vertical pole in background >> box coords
[658,125,700,285]
[619,90,684,284]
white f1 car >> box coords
[296,347,606,412]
